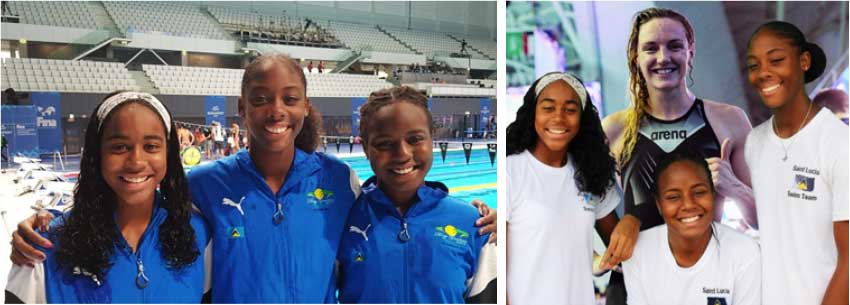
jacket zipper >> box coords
[398,218,411,302]
[119,211,160,302]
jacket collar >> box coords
[363,183,447,219]
[236,148,321,195]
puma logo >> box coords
[349,224,371,241]
[222,197,246,215]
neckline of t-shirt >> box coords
[523,149,573,174]
[768,107,828,144]
[662,224,717,273]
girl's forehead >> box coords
[247,63,304,86]
[748,30,795,53]
[375,101,427,116]
[101,103,167,135]
[639,18,688,41]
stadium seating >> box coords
[1,58,139,93]
[412,82,496,97]
[327,22,412,54]
[457,37,496,59]
[143,64,393,97]
[103,2,230,40]
[5,1,98,29]
[207,6,339,47]
[381,27,487,59]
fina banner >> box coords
[479,98,491,135]
[487,143,496,166]
[204,96,226,126]
[1,106,40,158]
[462,142,473,165]
[438,142,449,163]
[32,92,63,153]
[351,98,367,137]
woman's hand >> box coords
[471,199,497,244]
[599,214,640,270]
[9,211,55,267]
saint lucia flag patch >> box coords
[229,226,245,239]
[707,297,727,305]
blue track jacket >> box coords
[187,149,358,303]
[337,184,495,303]
[5,196,209,303]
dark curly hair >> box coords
[650,150,715,197]
[241,53,322,152]
[53,91,200,280]
[506,73,617,197]
[359,86,432,146]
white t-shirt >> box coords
[745,108,849,305]
[506,150,620,305]
[623,223,762,305]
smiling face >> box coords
[100,102,168,207]
[532,80,581,156]
[635,18,694,92]
[364,102,433,203]
[239,60,310,153]
[655,159,714,241]
[746,30,810,110]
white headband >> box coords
[97,92,172,136]
[534,72,587,109]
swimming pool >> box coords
[341,148,497,208]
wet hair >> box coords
[651,150,715,198]
[359,86,432,146]
[749,21,827,83]
[53,91,200,280]
[241,53,322,152]
[506,73,616,197]
[621,8,695,169]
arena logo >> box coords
[651,130,687,141]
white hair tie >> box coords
[534,72,587,109]
[97,92,172,136]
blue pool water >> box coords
[340,148,497,208]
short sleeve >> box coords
[505,169,513,222]
[829,129,849,221]
[744,131,755,172]
[732,244,762,305]
[348,164,362,198]
[465,242,496,303]
[596,182,622,220]
[5,263,46,303]
[622,258,649,305]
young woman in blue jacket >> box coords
[5,91,207,303]
[337,86,496,303]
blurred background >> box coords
[505,1,848,125]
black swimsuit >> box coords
[622,98,721,230]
